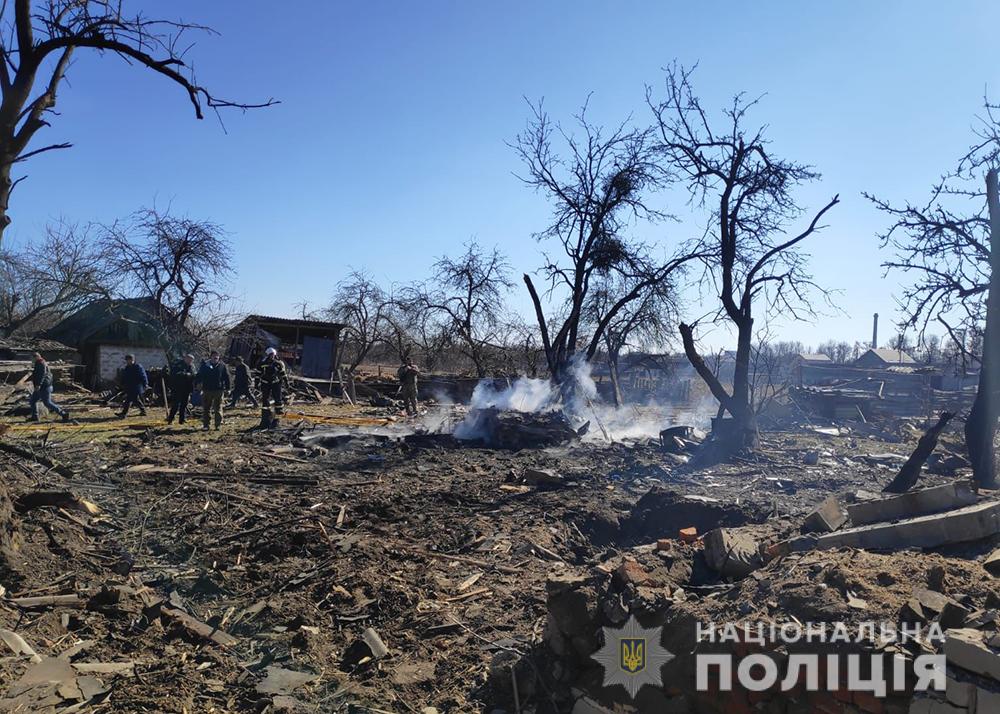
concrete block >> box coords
[945,674,975,708]
[914,588,952,616]
[848,481,978,526]
[945,628,1000,681]
[795,501,1000,552]
[703,528,763,578]
[975,685,1000,713]
[928,701,968,713]
[984,548,1000,576]
[803,495,848,533]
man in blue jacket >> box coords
[118,354,149,418]
[28,352,70,422]
[196,350,230,431]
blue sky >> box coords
[6,1,999,349]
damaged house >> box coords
[44,298,195,388]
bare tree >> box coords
[868,100,1000,487]
[0,1,275,245]
[585,271,678,406]
[816,339,852,364]
[749,337,801,414]
[327,270,394,375]
[393,292,452,372]
[100,207,232,327]
[412,241,512,377]
[513,99,694,390]
[649,66,839,450]
[496,318,544,378]
[0,219,107,334]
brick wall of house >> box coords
[97,345,168,384]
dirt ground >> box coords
[0,396,994,712]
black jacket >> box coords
[121,363,149,392]
[31,361,52,389]
[197,361,231,391]
[170,360,196,393]
[233,362,252,389]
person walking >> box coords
[166,353,196,425]
[227,356,258,408]
[196,350,230,431]
[28,352,69,422]
[258,347,286,428]
[118,354,149,418]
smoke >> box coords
[452,355,720,444]
[467,376,558,413]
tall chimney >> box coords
[872,313,879,349]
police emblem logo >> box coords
[620,637,645,674]
[592,615,674,699]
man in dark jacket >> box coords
[227,356,258,408]
[196,350,230,431]
[118,354,149,418]
[28,352,69,422]
[258,347,286,428]
[166,353,196,425]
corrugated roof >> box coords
[231,315,347,332]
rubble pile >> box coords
[0,399,998,711]
[456,407,586,449]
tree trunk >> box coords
[679,322,757,450]
[608,355,623,408]
[884,411,955,493]
[966,168,1000,488]
[730,317,759,449]
[0,157,12,247]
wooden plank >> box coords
[160,606,237,647]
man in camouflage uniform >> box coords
[258,347,286,429]
[397,358,420,415]
[227,356,258,408]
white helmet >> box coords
[265,347,277,357]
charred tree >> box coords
[867,102,1000,488]
[586,272,678,407]
[883,411,956,493]
[0,1,274,245]
[966,169,1000,487]
[513,99,694,388]
[650,66,838,450]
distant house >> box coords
[854,348,916,369]
[45,298,193,386]
[227,315,346,379]
[795,353,832,364]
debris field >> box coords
[1,395,999,713]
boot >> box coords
[259,408,273,429]
[61,411,70,423]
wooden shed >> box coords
[226,315,345,379]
